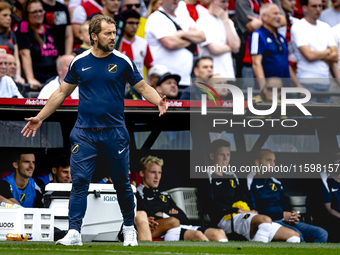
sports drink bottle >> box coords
[6,234,32,241]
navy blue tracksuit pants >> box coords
[68,126,135,232]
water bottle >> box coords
[0,202,23,208]
[6,234,32,241]
[1,202,13,208]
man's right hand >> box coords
[174,30,186,39]
[14,76,26,85]
[211,3,229,21]
[246,15,263,33]
[21,117,43,138]
[148,216,159,232]
[27,78,41,90]
[283,211,300,224]
[155,212,163,217]
[238,208,251,214]
[321,48,332,63]
[169,208,178,214]
[158,96,168,117]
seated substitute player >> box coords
[21,15,168,247]
[134,209,181,241]
[248,149,328,242]
[313,150,340,242]
[98,168,179,241]
[197,139,300,243]
[0,151,43,208]
[136,155,228,242]
[35,154,72,194]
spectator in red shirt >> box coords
[122,10,153,78]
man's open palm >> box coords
[21,117,43,138]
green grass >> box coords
[1,241,340,255]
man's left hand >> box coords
[290,211,301,224]
[169,208,178,214]
[14,76,26,84]
[158,96,168,116]
[148,216,159,232]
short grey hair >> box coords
[56,55,74,69]
[56,56,62,68]
[260,3,274,18]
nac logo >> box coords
[270,183,278,192]
[108,64,117,73]
[103,195,117,203]
[71,144,79,154]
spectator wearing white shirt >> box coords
[68,0,83,19]
[71,0,103,44]
[330,22,340,103]
[175,0,209,21]
[0,49,23,98]
[291,0,340,102]
[320,0,340,27]
[145,0,206,87]
[7,54,27,97]
[278,0,300,73]
[196,0,240,79]
[38,55,79,99]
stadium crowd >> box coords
[1,0,340,245]
[0,0,338,101]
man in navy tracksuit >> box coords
[247,149,328,242]
[316,171,340,242]
[21,14,168,246]
[198,140,300,243]
[312,150,340,242]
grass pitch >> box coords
[1,241,340,255]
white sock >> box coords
[218,238,229,242]
[253,223,272,243]
[164,227,181,241]
[286,236,300,243]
